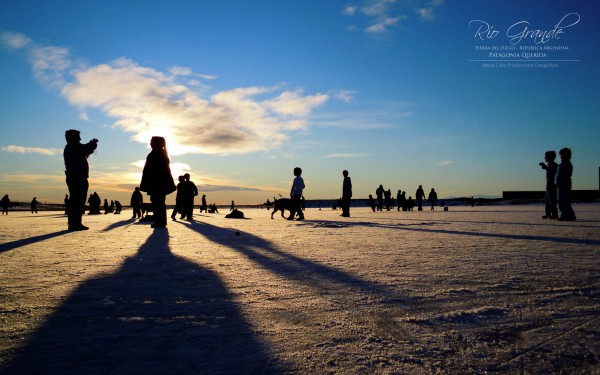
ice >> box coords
[1,204,599,373]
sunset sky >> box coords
[1,1,599,205]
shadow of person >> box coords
[0,230,70,254]
[181,220,399,300]
[4,230,280,374]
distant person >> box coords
[64,194,69,215]
[200,194,207,213]
[539,150,558,219]
[287,167,305,221]
[140,136,176,228]
[556,147,576,221]
[130,187,143,219]
[110,200,115,213]
[376,185,384,211]
[341,170,352,217]
[63,129,98,230]
[31,197,38,214]
[104,199,110,214]
[384,189,392,211]
[407,196,415,211]
[396,190,402,211]
[230,200,235,212]
[181,173,198,220]
[171,175,185,221]
[2,194,11,215]
[114,200,122,214]
[91,192,101,214]
[428,188,438,211]
[416,185,425,211]
[368,194,376,212]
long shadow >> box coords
[303,220,600,246]
[0,230,70,254]
[3,230,280,374]
[180,220,401,301]
[102,217,137,232]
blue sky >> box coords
[1,1,599,205]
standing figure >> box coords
[140,136,176,228]
[428,188,438,211]
[230,200,235,212]
[556,147,576,221]
[384,189,392,211]
[104,199,110,214]
[375,185,384,211]
[539,151,558,219]
[200,194,208,213]
[287,167,305,221]
[368,194,376,212]
[31,197,38,214]
[2,194,11,215]
[130,187,144,219]
[182,173,198,220]
[171,176,185,221]
[396,190,402,211]
[63,130,98,230]
[64,194,69,215]
[415,185,426,211]
[341,170,352,217]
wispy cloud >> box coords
[343,0,444,34]
[1,145,62,156]
[432,160,453,166]
[2,31,330,156]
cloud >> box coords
[1,31,31,49]
[343,0,443,34]
[1,145,62,156]
[433,160,453,166]
[5,33,330,156]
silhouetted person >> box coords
[368,194,376,212]
[556,147,576,221]
[140,136,176,228]
[416,185,425,211]
[375,185,384,211]
[340,170,352,217]
[540,150,558,219]
[181,173,198,220]
[2,194,11,215]
[104,199,109,214]
[407,196,415,211]
[114,201,122,214]
[200,194,207,213]
[287,167,305,221]
[64,129,98,230]
[91,192,101,214]
[130,187,143,219]
[428,188,438,211]
[396,190,402,211]
[64,194,69,215]
[384,189,392,211]
[171,175,185,221]
[230,200,235,212]
[31,197,38,214]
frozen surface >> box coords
[1,205,599,373]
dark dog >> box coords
[269,198,294,219]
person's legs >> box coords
[151,193,167,227]
[67,177,88,229]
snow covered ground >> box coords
[1,204,599,374]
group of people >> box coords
[61,129,580,230]
[539,147,576,221]
[367,185,438,213]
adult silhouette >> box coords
[2,194,11,215]
[540,150,558,219]
[341,170,352,217]
[428,188,438,211]
[556,147,576,221]
[63,129,98,230]
[375,185,384,211]
[130,187,143,219]
[140,136,176,228]
[415,185,425,211]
